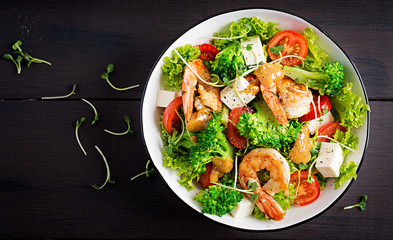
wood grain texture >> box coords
[0,0,392,239]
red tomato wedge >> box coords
[268,30,308,66]
[290,171,320,206]
[162,96,183,135]
[198,43,220,61]
[227,107,255,149]
[199,163,214,188]
[299,93,332,122]
[317,122,347,142]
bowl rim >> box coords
[139,7,370,231]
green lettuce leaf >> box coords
[160,120,198,191]
[333,129,358,157]
[301,27,330,71]
[334,160,358,189]
[331,83,370,128]
[162,44,200,91]
[212,17,280,50]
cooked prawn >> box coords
[254,63,288,125]
[289,124,313,164]
[239,148,290,221]
[209,157,234,183]
[182,59,221,131]
[277,77,312,119]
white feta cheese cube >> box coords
[240,35,266,67]
[315,142,344,178]
[156,90,182,108]
[220,77,256,110]
[230,195,255,218]
[307,111,335,135]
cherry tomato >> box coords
[199,163,214,188]
[290,171,320,206]
[299,92,332,122]
[317,122,347,142]
[198,43,220,61]
[162,96,182,135]
[268,30,308,66]
[227,107,255,149]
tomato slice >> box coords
[162,96,183,135]
[268,30,308,66]
[198,43,220,61]
[299,92,332,122]
[227,107,255,149]
[199,163,214,188]
[317,122,347,142]
[290,171,320,206]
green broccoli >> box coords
[205,41,246,83]
[236,99,302,154]
[194,185,243,217]
[189,113,234,174]
[283,61,344,97]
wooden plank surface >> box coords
[0,0,392,239]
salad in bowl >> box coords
[142,9,370,230]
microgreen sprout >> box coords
[92,145,115,190]
[130,160,156,181]
[81,98,99,125]
[42,84,77,100]
[100,64,140,91]
[75,117,87,156]
[269,45,284,55]
[104,115,134,136]
[12,40,52,66]
[344,195,367,211]
[246,44,253,51]
[3,54,22,74]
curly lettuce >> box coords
[301,27,331,71]
[162,44,200,91]
[333,129,358,157]
[334,160,358,189]
[212,17,280,50]
[331,83,370,128]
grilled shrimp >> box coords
[277,77,312,119]
[182,59,221,131]
[254,63,288,125]
[289,124,313,164]
[239,148,290,221]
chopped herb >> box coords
[130,160,156,181]
[92,145,115,190]
[344,195,367,211]
[81,98,99,125]
[75,117,87,156]
[100,64,140,91]
[104,115,134,136]
[246,44,253,51]
[42,84,77,100]
[269,45,284,55]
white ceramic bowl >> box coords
[141,9,369,231]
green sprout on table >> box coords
[41,84,77,100]
[75,117,87,156]
[92,145,115,190]
[344,195,367,211]
[82,98,99,125]
[130,160,156,181]
[100,64,140,91]
[104,115,134,136]
[3,40,51,74]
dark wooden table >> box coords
[0,0,392,238]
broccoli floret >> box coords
[236,99,302,154]
[189,113,234,174]
[205,41,246,82]
[194,185,243,217]
[283,61,344,97]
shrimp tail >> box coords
[260,87,288,125]
[256,189,285,221]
